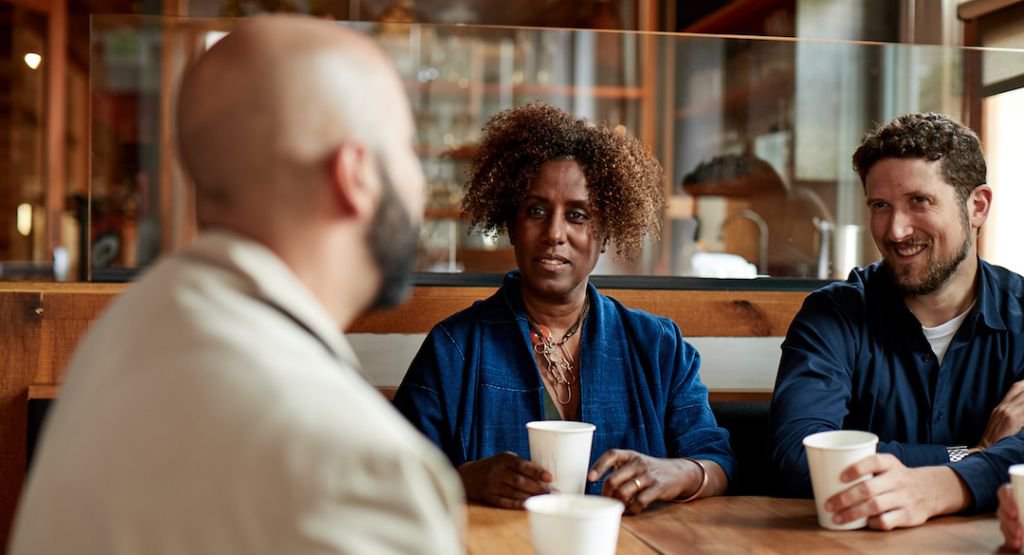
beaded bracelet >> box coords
[677,458,708,503]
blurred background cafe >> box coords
[3,0,1024,282]
[2,0,1024,550]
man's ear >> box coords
[328,141,377,219]
[969,184,992,231]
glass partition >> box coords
[87,16,1024,285]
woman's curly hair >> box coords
[852,112,986,203]
[461,103,664,259]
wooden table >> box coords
[467,497,1003,554]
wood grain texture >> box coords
[350,286,806,337]
[621,496,1001,554]
[0,291,43,551]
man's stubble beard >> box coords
[884,202,972,296]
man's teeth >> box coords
[896,244,926,256]
[539,258,564,264]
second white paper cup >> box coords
[1010,464,1024,553]
[524,493,623,555]
[803,430,878,530]
[526,421,596,495]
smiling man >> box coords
[770,112,1024,529]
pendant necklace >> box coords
[527,296,590,405]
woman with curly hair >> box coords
[394,103,734,513]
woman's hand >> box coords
[588,449,700,514]
[457,452,552,509]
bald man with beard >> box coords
[10,15,464,555]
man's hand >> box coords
[457,452,551,509]
[998,483,1023,551]
[588,449,697,514]
[978,380,1024,449]
[824,454,970,530]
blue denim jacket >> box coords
[394,271,736,494]
[771,259,1024,511]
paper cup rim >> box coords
[802,430,878,450]
[526,421,596,433]
[1010,464,1024,477]
[524,493,624,518]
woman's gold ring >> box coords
[633,478,642,491]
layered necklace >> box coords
[527,296,590,405]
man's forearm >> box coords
[926,466,973,517]
[953,435,1024,512]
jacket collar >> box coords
[500,270,599,321]
[178,230,360,368]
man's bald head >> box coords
[176,16,407,231]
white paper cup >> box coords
[524,494,624,555]
[1010,464,1024,553]
[526,421,596,495]
[803,430,879,530]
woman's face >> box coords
[510,160,603,303]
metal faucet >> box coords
[812,217,834,279]
[792,187,836,279]
[721,209,769,275]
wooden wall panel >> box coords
[349,286,806,337]
[33,291,117,384]
[0,291,43,551]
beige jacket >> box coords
[10,231,465,554]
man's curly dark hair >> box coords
[461,102,664,260]
[852,112,986,203]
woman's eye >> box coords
[527,206,545,217]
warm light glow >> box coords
[23,52,42,70]
[204,31,228,50]
[16,204,33,236]
[982,88,1024,274]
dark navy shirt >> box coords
[770,259,1024,511]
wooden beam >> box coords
[158,1,198,254]
[44,0,66,258]
[962,19,983,135]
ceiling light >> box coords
[24,52,42,70]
